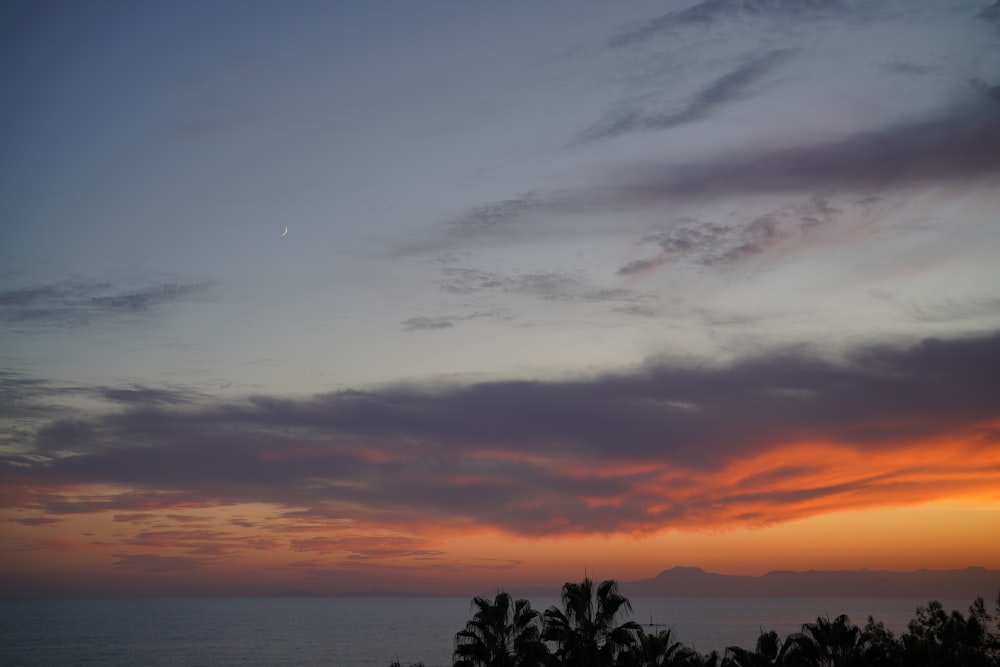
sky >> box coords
[2,0,999,598]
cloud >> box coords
[0,372,64,421]
[111,553,212,572]
[2,332,998,537]
[613,99,1000,205]
[422,89,997,265]
[448,193,546,238]
[877,59,933,77]
[401,316,458,331]
[400,312,499,332]
[971,77,1000,103]
[618,195,842,275]
[0,374,204,427]
[439,266,654,309]
[113,513,158,523]
[868,290,1000,325]
[100,384,205,406]
[981,0,1000,32]
[609,0,878,47]
[1,376,209,460]
[289,535,444,562]
[579,49,796,143]
[0,279,209,329]
[10,517,61,526]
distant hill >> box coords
[621,566,1000,599]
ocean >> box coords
[0,596,969,667]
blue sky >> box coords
[4,0,999,393]
[2,1,1000,595]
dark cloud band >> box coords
[3,332,998,536]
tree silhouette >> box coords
[621,627,696,667]
[856,616,899,667]
[440,589,1000,667]
[899,597,998,667]
[780,614,866,667]
[453,591,549,667]
[727,629,789,667]
[695,649,725,667]
[542,578,643,667]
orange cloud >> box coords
[2,333,999,595]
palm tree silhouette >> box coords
[453,591,548,667]
[726,629,788,667]
[624,627,696,666]
[782,614,864,667]
[542,577,643,667]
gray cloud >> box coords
[3,332,998,536]
[0,372,59,421]
[868,289,1000,324]
[448,193,546,238]
[618,196,841,275]
[10,517,61,526]
[0,279,209,329]
[617,98,1000,202]
[289,535,444,562]
[433,91,998,262]
[981,1,1000,31]
[877,59,933,77]
[400,311,499,332]
[579,49,796,143]
[610,0,878,48]
[0,374,205,445]
[111,553,213,572]
[971,77,1000,103]
[440,267,646,307]
[401,316,459,331]
[100,384,206,406]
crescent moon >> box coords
[281,225,288,237]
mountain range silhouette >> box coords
[619,566,1000,598]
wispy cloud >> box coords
[400,316,461,332]
[618,195,842,276]
[0,373,205,440]
[612,96,1000,202]
[980,0,1000,32]
[424,89,997,264]
[868,289,1000,324]
[578,49,796,143]
[3,333,998,537]
[609,0,880,48]
[400,311,500,332]
[437,266,660,315]
[111,553,213,572]
[447,193,546,238]
[289,535,444,562]
[99,385,206,407]
[10,517,61,527]
[0,279,209,329]
[877,58,933,77]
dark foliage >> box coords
[409,588,1000,667]
[453,591,548,667]
[542,578,644,667]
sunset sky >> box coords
[2,0,1000,598]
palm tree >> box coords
[783,614,864,667]
[727,629,788,667]
[542,577,643,667]
[453,590,549,667]
[623,627,696,667]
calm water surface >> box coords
[0,596,967,667]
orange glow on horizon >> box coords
[3,423,999,596]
